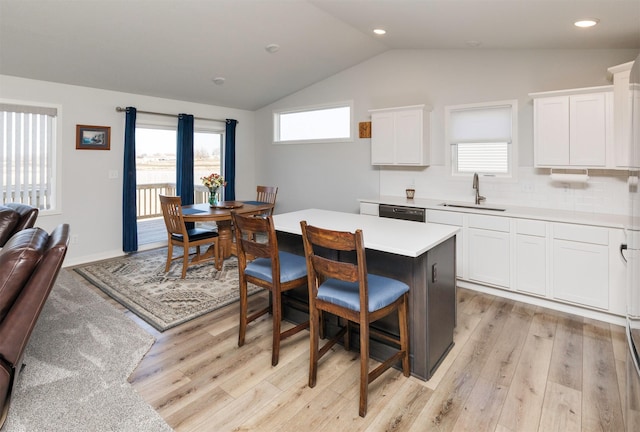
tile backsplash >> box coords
[379,166,631,216]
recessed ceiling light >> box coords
[265,43,280,53]
[574,18,600,28]
[212,77,225,85]
[373,29,386,35]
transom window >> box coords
[446,100,517,178]
[273,101,353,144]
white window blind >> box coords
[0,103,57,209]
[449,105,513,143]
[447,100,517,177]
[456,142,509,173]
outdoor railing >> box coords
[2,189,50,209]
[4,184,206,219]
[136,183,208,219]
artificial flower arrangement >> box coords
[201,173,227,205]
[201,173,227,189]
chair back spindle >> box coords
[256,186,278,216]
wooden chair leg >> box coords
[238,277,248,347]
[344,319,351,351]
[215,239,222,270]
[181,246,189,279]
[165,242,173,272]
[308,306,320,388]
[271,292,281,366]
[318,310,325,340]
[359,321,369,418]
[399,295,410,376]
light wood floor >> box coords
[90,280,627,432]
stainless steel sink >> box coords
[439,203,506,212]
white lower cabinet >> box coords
[516,235,547,297]
[359,202,379,216]
[424,209,623,316]
[552,240,608,309]
[426,210,464,278]
[467,215,511,288]
[551,223,609,310]
[384,203,623,317]
[468,229,510,287]
[515,219,547,297]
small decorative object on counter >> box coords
[201,173,227,207]
[406,188,415,199]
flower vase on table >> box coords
[208,187,219,207]
[201,172,226,207]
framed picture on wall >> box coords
[76,125,111,150]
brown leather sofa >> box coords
[0,224,70,429]
[0,204,39,247]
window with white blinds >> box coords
[446,100,517,177]
[0,103,57,209]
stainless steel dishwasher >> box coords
[378,204,426,222]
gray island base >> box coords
[273,209,459,381]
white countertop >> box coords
[273,208,459,258]
[359,195,631,229]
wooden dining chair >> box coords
[233,212,309,366]
[240,185,278,242]
[256,186,278,216]
[299,220,410,418]
[159,195,221,278]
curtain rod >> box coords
[115,106,235,124]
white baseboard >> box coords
[63,249,126,268]
[457,280,626,327]
[62,241,166,268]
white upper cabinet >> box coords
[569,92,608,166]
[608,61,634,168]
[534,96,570,166]
[531,87,612,168]
[369,105,431,166]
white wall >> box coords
[0,75,256,265]
[2,48,637,265]
[255,48,638,215]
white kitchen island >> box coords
[273,209,459,381]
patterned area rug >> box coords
[74,248,261,331]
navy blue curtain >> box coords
[176,114,195,205]
[224,119,237,200]
[122,107,138,252]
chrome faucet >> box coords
[472,173,486,205]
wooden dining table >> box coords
[181,200,274,260]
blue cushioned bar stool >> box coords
[233,212,309,366]
[300,220,410,417]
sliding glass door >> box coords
[136,125,223,245]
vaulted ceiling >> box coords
[1,0,638,111]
